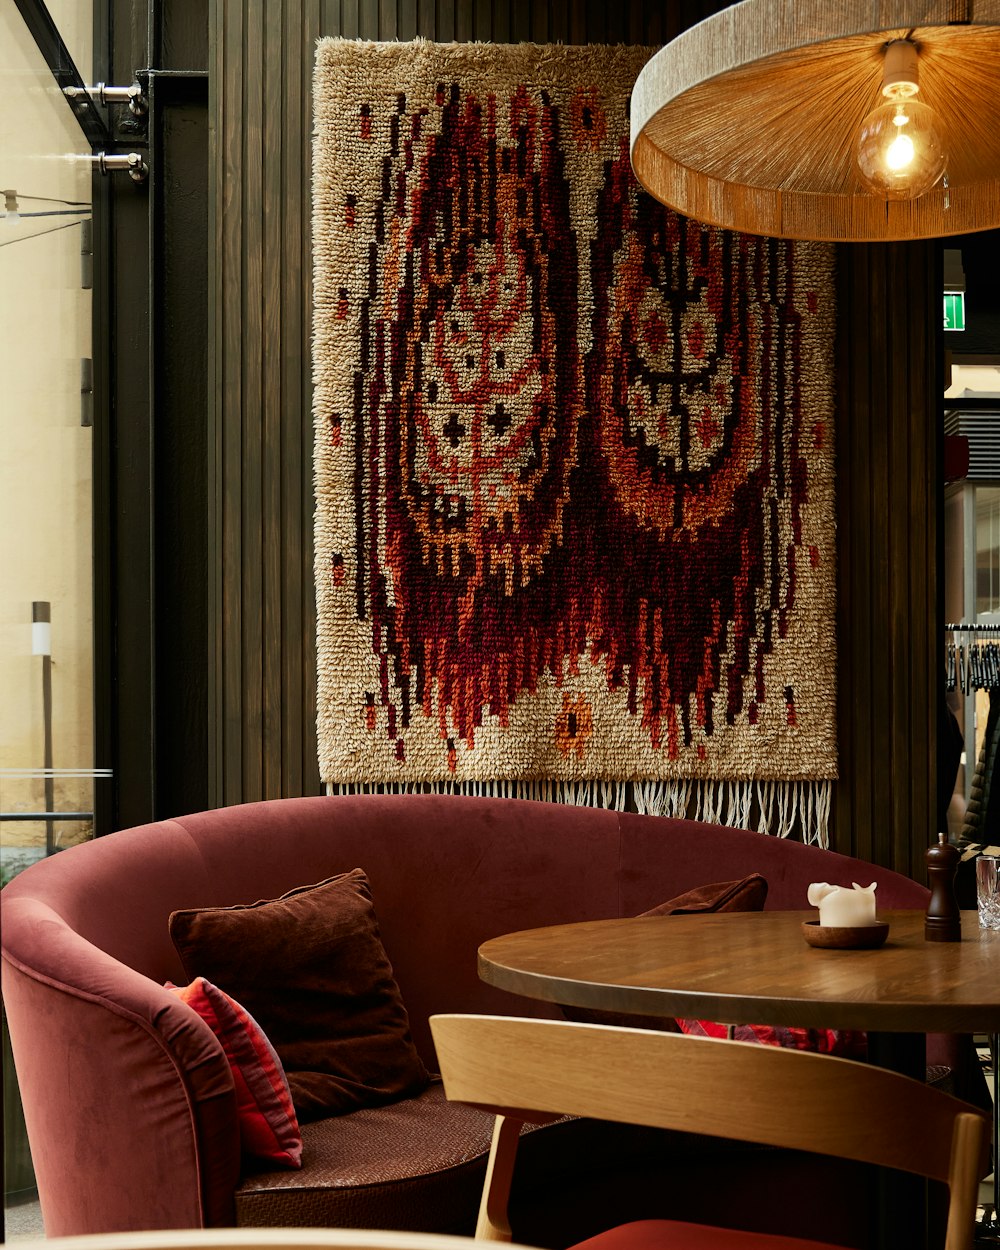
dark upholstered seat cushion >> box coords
[235,1082,495,1231]
[169,869,430,1122]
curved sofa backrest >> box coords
[617,811,930,914]
[2,794,929,1063]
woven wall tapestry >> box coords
[312,38,838,843]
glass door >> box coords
[0,0,98,880]
[941,247,1000,832]
[1,0,99,1219]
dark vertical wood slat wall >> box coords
[889,253,919,873]
[207,0,222,803]
[906,247,938,875]
[868,250,892,861]
[210,0,939,875]
[834,244,938,879]
[279,0,307,800]
[213,0,246,803]
[211,0,324,805]
[262,0,284,799]
[242,2,265,801]
[906,240,937,882]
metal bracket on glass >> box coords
[88,152,149,184]
[80,358,93,428]
[64,81,148,116]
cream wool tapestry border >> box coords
[312,38,838,844]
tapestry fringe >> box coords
[323,778,831,844]
[324,778,631,811]
[633,779,831,847]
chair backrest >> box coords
[429,1014,990,1250]
[9,1231,525,1250]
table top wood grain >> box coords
[478,910,1000,1034]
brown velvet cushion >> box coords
[169,869,431,1122]
[641,873,768,917]
[562,874,768,1032]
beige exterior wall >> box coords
[0,1,94,871]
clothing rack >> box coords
[945,622,1000,694]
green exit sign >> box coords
[944,291,966,331]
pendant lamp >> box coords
[630,1,1000,241]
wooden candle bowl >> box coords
[801,920,889,949]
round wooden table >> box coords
[478,909,1000,1037]
[479,908,1000,1250]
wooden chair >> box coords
[8,1232,532,1250]
[429,1014,991,1250]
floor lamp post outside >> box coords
[31,601,53,857]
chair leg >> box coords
[476,1115,522,1242]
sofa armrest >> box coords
[2,897,241,1234]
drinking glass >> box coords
[976,854,1000,930]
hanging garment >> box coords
[961,689,1000,840]
[938,688,964,832]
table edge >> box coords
[477,911,1000,1033]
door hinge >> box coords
[81,358,93,428]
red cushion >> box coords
[570,1217,852,1250]
[676,1016,867,1059]
[168,977,303,1168]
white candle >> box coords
[806,882,878,927]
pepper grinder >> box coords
[924,831,962,942]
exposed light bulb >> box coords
[885,109,915,171]
[856,41,946,201]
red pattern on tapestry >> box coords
[347,84,811,768]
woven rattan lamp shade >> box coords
[630,1,1000,241]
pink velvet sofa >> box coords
[0,794,972,1245]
